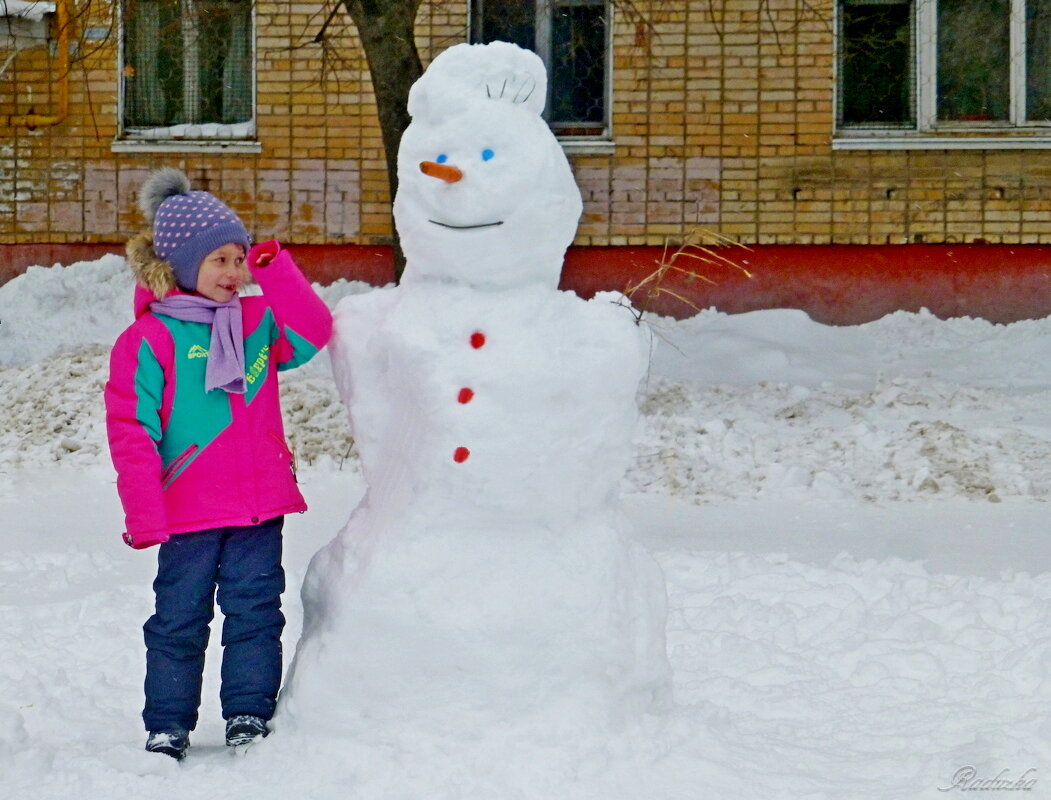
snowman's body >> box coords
[281,43,670,735]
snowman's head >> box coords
[394,42,583,290]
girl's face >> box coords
[196,243,248,302]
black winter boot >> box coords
[145,729,190,760]
[225,714,269,747]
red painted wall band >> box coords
[2,242,1050,325]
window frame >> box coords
[113,0,260,153]
[469,0,615,150]
[834,0,1051,149]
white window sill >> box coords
[558,138,615,155]
[833,135,1051,150]
[111,139,262,154]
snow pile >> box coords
[4,255,1051,509]
[0,254,366,470]
[0,255,130,368]
[634,374,1051,503]
[3,247,1051,797]
[0,254,372,369]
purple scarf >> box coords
[151,295,247,394]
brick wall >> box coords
[3,0,1051,251]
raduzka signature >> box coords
[939,766,1038,792]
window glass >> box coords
[550,2,606,128]
[839,0,914,127]
[472,0,609,134]
[123,0,251,131]
[475,0,535,50]
[937,0,1010,121]
[1027,0,1051,121]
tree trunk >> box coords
[342,0,423,281]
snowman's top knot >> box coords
[408,41,548,123]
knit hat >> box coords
[138,168,252,292]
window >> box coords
[119,0,253,141]
[471,0,610,138]
[837,0,1051,141]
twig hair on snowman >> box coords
[394,41,584,291]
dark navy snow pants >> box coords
[142,517,285,732]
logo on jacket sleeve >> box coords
[187,344,209,359]
[246,345,271,384]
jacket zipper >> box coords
[268,431,298,483]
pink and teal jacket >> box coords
[105,246,333,548]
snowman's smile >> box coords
[428,219,505,230]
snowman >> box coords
[280,42,670,736]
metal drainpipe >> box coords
[4,0,71,130]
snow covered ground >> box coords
[2,257,1051,798]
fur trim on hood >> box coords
[126,232,175,300]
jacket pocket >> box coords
[161,443,199,489]
[268,431,298,483]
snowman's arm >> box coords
[248,242,334,370]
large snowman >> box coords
[281,42,670,736]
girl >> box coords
[105,168,333,759]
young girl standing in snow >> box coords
[105,168,332,759]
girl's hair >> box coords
[126,232,176,299]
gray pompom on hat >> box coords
[138,167,252,292]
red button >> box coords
[453,447,470,463]
[470,332,486,349]
[457,387,474,404]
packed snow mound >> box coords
[4,255,1051,507]
[633,376,1051,503]
[648,307,878,389]
[0,254,373,369]
[0,255,131,368]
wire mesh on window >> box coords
[471,0,608,131]
[472,0,535,51]
[549,2,606,129]
[1027,0,1051,121]
[123,0,251,129]
[837,0,914,128]
[937,0,1009,122]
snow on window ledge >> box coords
[112,120,259,153]
[111,139,262,154]
[1,1,55,21]
[833,135,1051,151]
[559,138,615,155]
[112,122,260,153]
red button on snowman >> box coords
[282,42,670,737]
[452,330,485,463]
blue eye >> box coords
[436,154,448,164]
[481,149,495,161]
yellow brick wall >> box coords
[4,0,1051,248]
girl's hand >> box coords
[248,240,282,269]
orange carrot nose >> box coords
[420,161,463,183]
